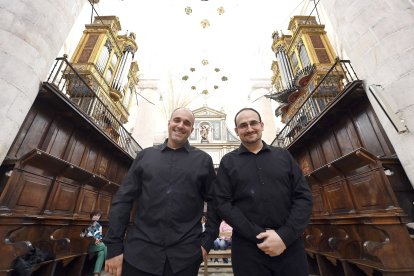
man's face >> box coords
[235,110,264,145]
[167,109,194,149]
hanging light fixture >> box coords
[185,6,192,15]
[200,19,210,28]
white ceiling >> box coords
[63,0,314,146]
[69,1,307,107]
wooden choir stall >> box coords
[0,82,137,276]
[285,81,414,275]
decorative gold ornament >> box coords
[214,68,220,72]
[182,75,189,80]
[202,89,209,94]
[185,6,192,15]
[221,76,228,81]
[201,59,209,66]
[191,86,197,90]
[217,6,225,15]
[190,67,196,72]
[201,19,210,28]
[214,85,219,89]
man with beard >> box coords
[215,107,312,276]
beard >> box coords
[241,133,261,144]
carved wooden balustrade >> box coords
[0,81,135,275]
[277,80,414,275]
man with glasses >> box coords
[215,107,312,276]
[104,107,219,276]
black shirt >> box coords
[215,142,312,247]
[104,140,219,275]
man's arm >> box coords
[268,150,312,250]
[201,156,220,252]
[215,161,265,243]
[105,254,123,276]
[256,229,286,256]
[103,153,143,265]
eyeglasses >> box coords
[236,120,261,130]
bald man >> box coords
[104,108,219,276]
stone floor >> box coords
[198,267,234,275]
[100,266,234,275]
[101,268,317,275]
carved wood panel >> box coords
[311,185,327,216]
[76,187,98,216]
[365,106,395,156]
[80,143,99,172]
[309,141,325,170]
[45,180,80,215]
[347,170,394,211]
[324,180,355,214]
[320,131,340,163]
[107,157,119,181]
[333,116,358,156]
[95,151,110,178]
[296,148,313,175]
[43,116,74,159]
[98,192,112,219]
[10,107,54,160]
[64,131,87,167]
[115,162,129,184]
[1,171,53,214]
[381,159,414,219]
[353,109,387,158]
[5,96,132,191]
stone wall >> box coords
[320,0,414,185]
[0,0,87,163]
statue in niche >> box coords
[200,125,210,142]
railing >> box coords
[46,56,142,158]
[272,59,359,148]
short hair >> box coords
[234,107,262,127]
[90,209,102,219]
[170,107,195,125]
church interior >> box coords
[1,0,414,275]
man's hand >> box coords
[256,229,286,257]
[201,246,207,259]
[105,254,123,276]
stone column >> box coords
[320,0,414,185]
[0,0,87,162]
[131,79,162,148]
[249,78,277,144]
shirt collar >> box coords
[161,139,191,152]
[238,140,271,154]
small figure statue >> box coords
[200,125,209,141]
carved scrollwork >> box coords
[305,227,323,248]
[328,228,349,250]
[363,237,390,256]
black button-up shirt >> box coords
[215,142,312,247]
[104,140,219,275]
